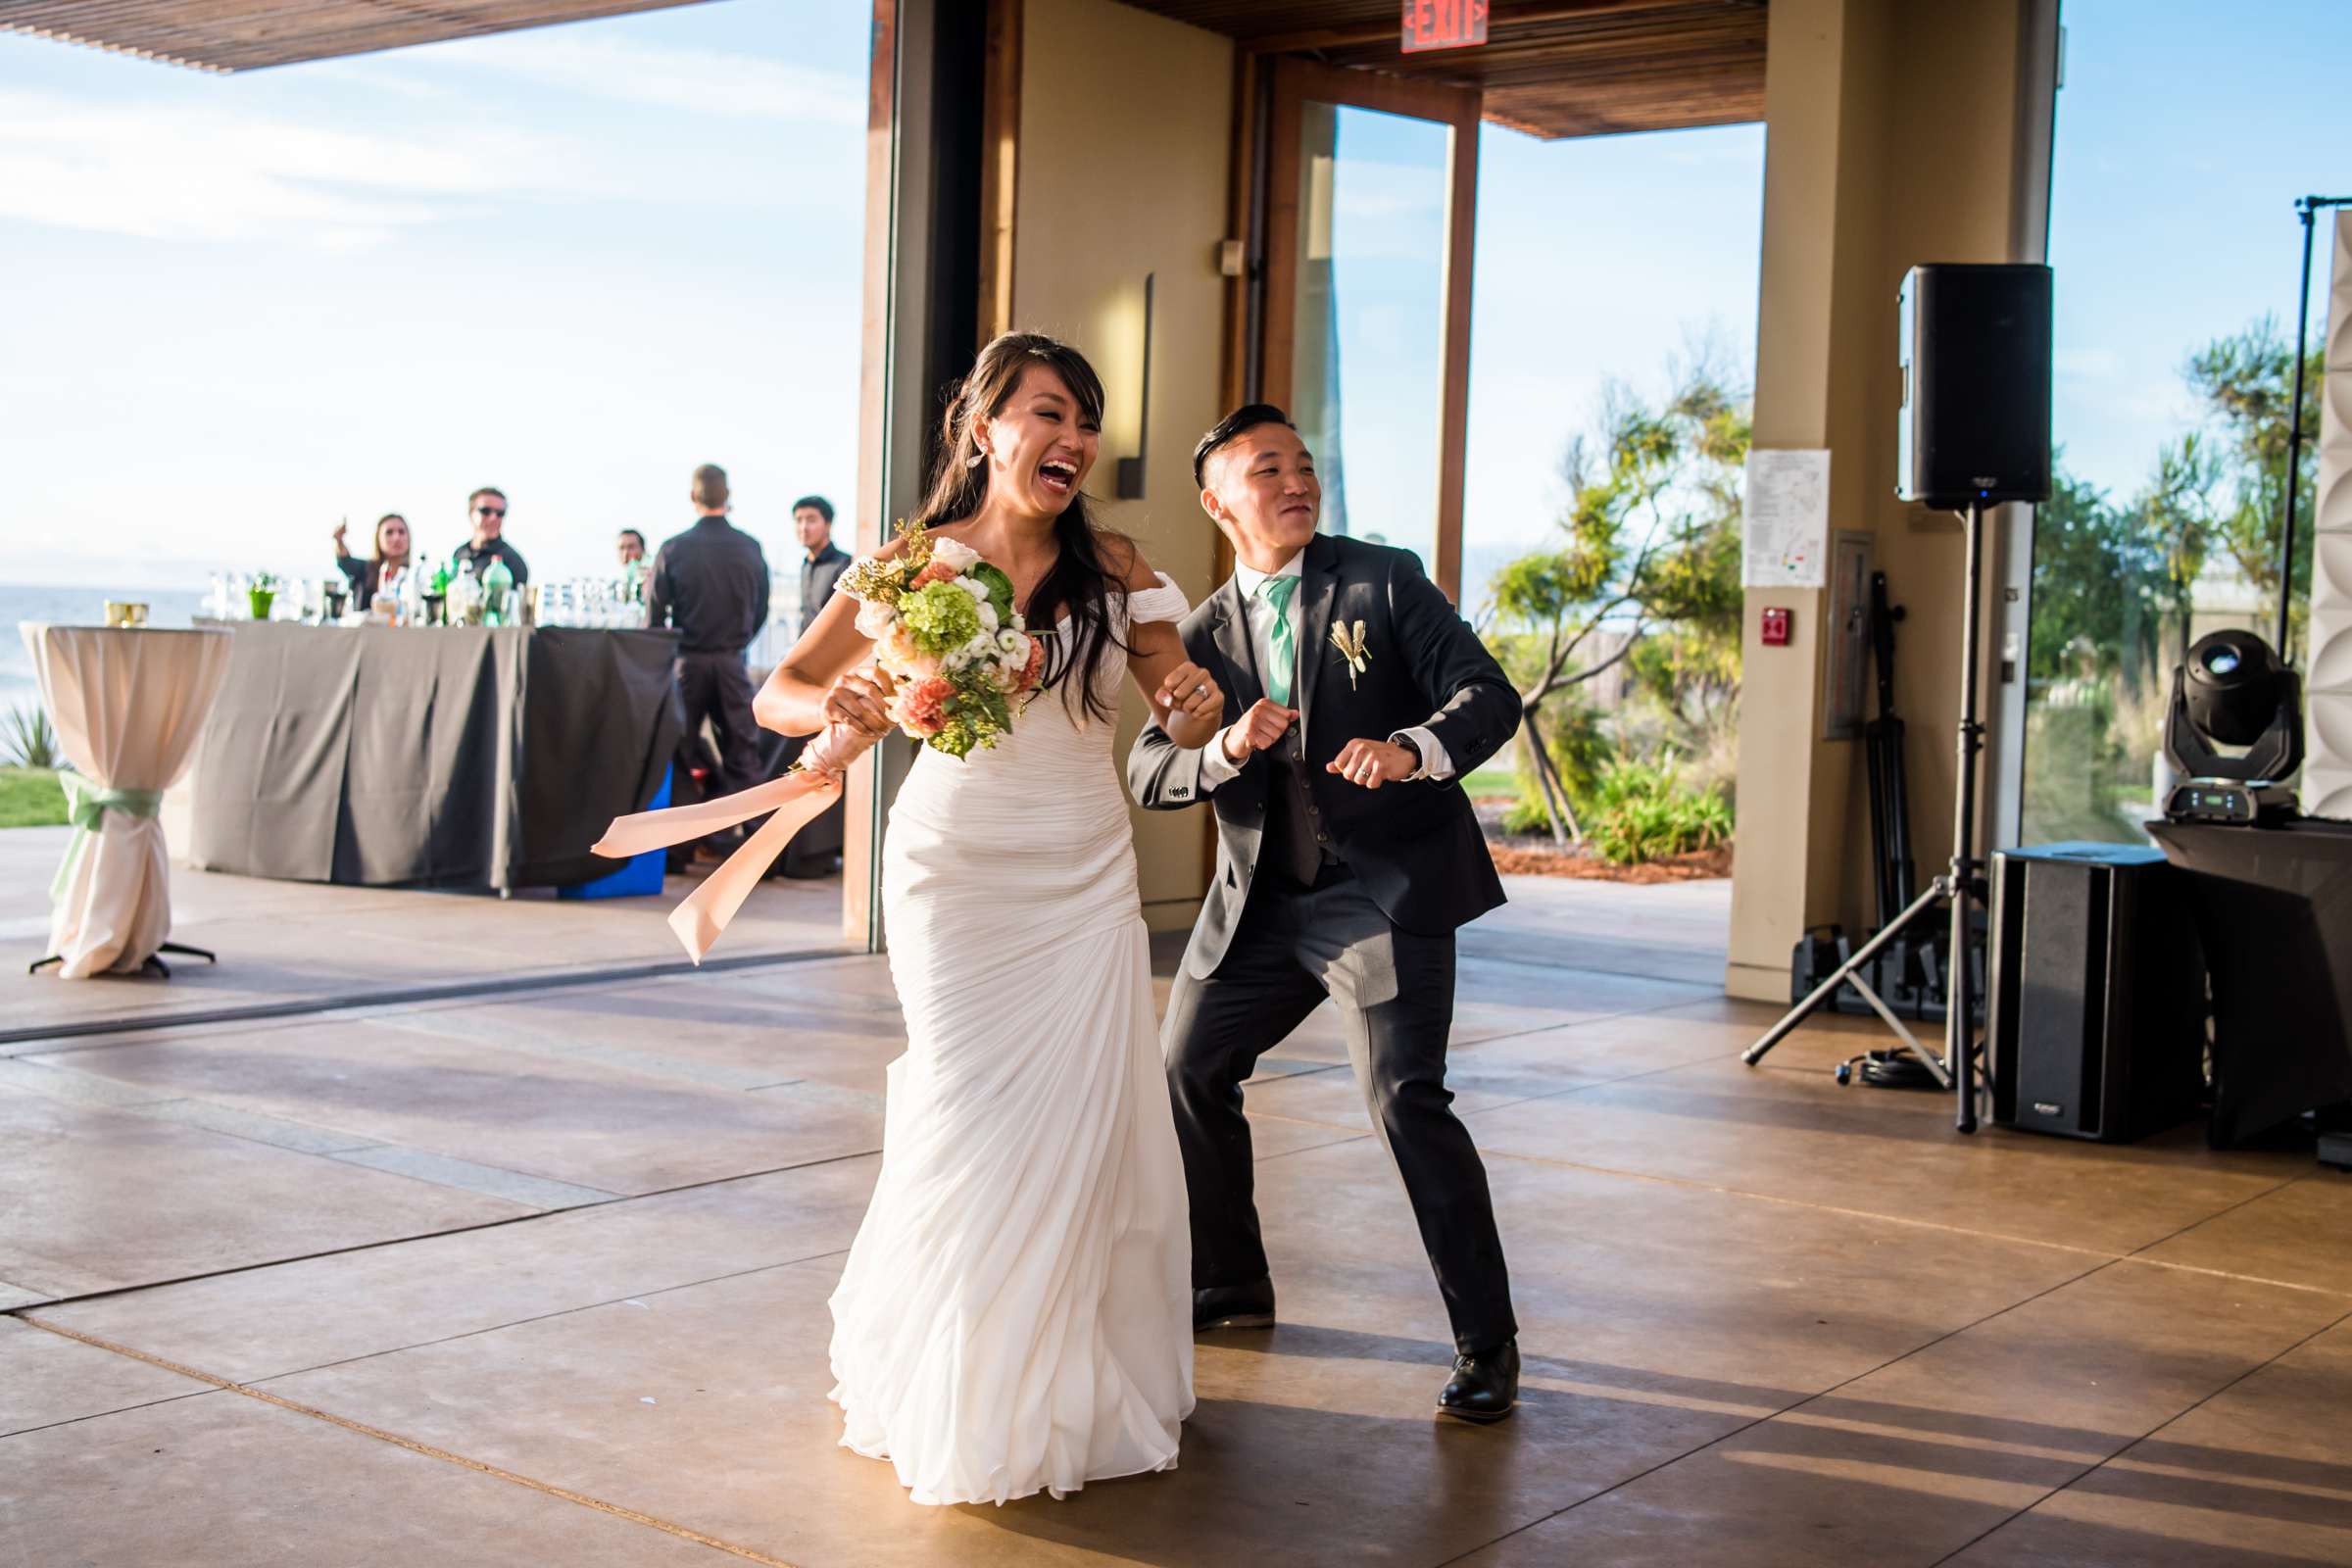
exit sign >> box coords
[1402,0,1489,53]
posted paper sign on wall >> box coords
[1741,449,1831,589]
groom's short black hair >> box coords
[1193,403,1296,489]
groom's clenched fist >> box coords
[1327,736,1417,789]
[1220,698,1298,762]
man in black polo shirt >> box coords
[453,486,530,584]
[793,494,850,643]
[649,464,770,805]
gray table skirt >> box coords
[187,622,682,890]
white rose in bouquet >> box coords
[930,537,983,573]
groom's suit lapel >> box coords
[1294,533,1342,747]
[1208,575,1262,711]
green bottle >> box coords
[481,554,514,627]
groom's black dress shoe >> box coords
[1437,1340,1519,1423]
[1193,1280,1276,1332]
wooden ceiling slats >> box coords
[1122,0,1767,140]
[0,0,706,70]
[0,0,1766,132]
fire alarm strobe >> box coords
[1760,607,1792,647]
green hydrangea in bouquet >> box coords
[836,522,1048,759]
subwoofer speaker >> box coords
[1987,844,2207,1143]
[1896,263,2054,509]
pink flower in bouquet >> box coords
[910,559,959,589]
[1010,635,1046,693]
[899,675,955,736]
[881,625,937,678]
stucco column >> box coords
[1728,0,2044,1001]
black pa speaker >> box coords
[1896,263,2053,509]
[1986,844,2206,1143]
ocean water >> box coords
[2,584,213,719]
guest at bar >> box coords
[649,464,770,801]
[452,487,530,585]
[331,514,412,612]
[617,528,647,567]
[792,493,850,643]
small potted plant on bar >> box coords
[246,572,279,621]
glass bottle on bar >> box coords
[481,554,514,627]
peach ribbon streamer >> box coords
[592,720,874,963]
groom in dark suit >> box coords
[1128,405,1523,1421]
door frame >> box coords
[1253,56,1482,603]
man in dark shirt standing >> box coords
[649,464,770,805]
[794,494,850,644]
[453,487,530,584]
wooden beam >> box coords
[1434,94,1480,607]
[844,0,898,952]
[975,0,1021,346]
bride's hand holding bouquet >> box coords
[811,524,1048,766]
[599,523,1053,961]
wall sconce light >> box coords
[1116,271,1155,500]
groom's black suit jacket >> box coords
[1129,534,1518,978]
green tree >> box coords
[1486,361,1749,841]
[2152,319,2323,651]
[2028,463,2163,691]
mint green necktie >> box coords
[1256,572,1298,707]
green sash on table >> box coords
[51,774,163,902]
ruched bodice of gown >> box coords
[828,571,1196,1506]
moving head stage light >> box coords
[2163,629,2304,825]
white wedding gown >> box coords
[827,573,1197,1506]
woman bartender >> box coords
[333,514,413,612]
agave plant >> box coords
[3,703,61,771]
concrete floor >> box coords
[3,850,2348,1567]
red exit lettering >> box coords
[1402,0,1490,54]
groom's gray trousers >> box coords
[1163,860,1518,1356]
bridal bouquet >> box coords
[834,523,1047,759]
[594,526,1045,963]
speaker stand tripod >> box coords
[1744,499,1992,1133]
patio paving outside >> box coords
[3,852,2347,1567]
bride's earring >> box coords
[965,451,985,469]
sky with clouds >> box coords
[0,0,2346,595]
[0,3,869,589]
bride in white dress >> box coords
[755,333,1224,1506]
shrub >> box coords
[3,705,60,771]
[1505,706,1612,838]
[1587,756,1732,866]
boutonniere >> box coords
[1329,620,1370,690]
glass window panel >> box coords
[2022,0,2352,846]
[1290,103,1450,573]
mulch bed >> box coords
[1472,796,1734,884]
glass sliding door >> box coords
[1262,60,1480,600]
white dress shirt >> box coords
[1198,548,1452,789]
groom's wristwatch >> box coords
[1389,731,1424,777]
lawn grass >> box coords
[1460,765,1518,799]
[0,768,67,828]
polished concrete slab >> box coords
[7,861,2349,1566]
[0,1081,535,1301]
[2,823,849,1042]
[0,1388,728,1566]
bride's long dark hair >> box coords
[910,331,1133,725]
